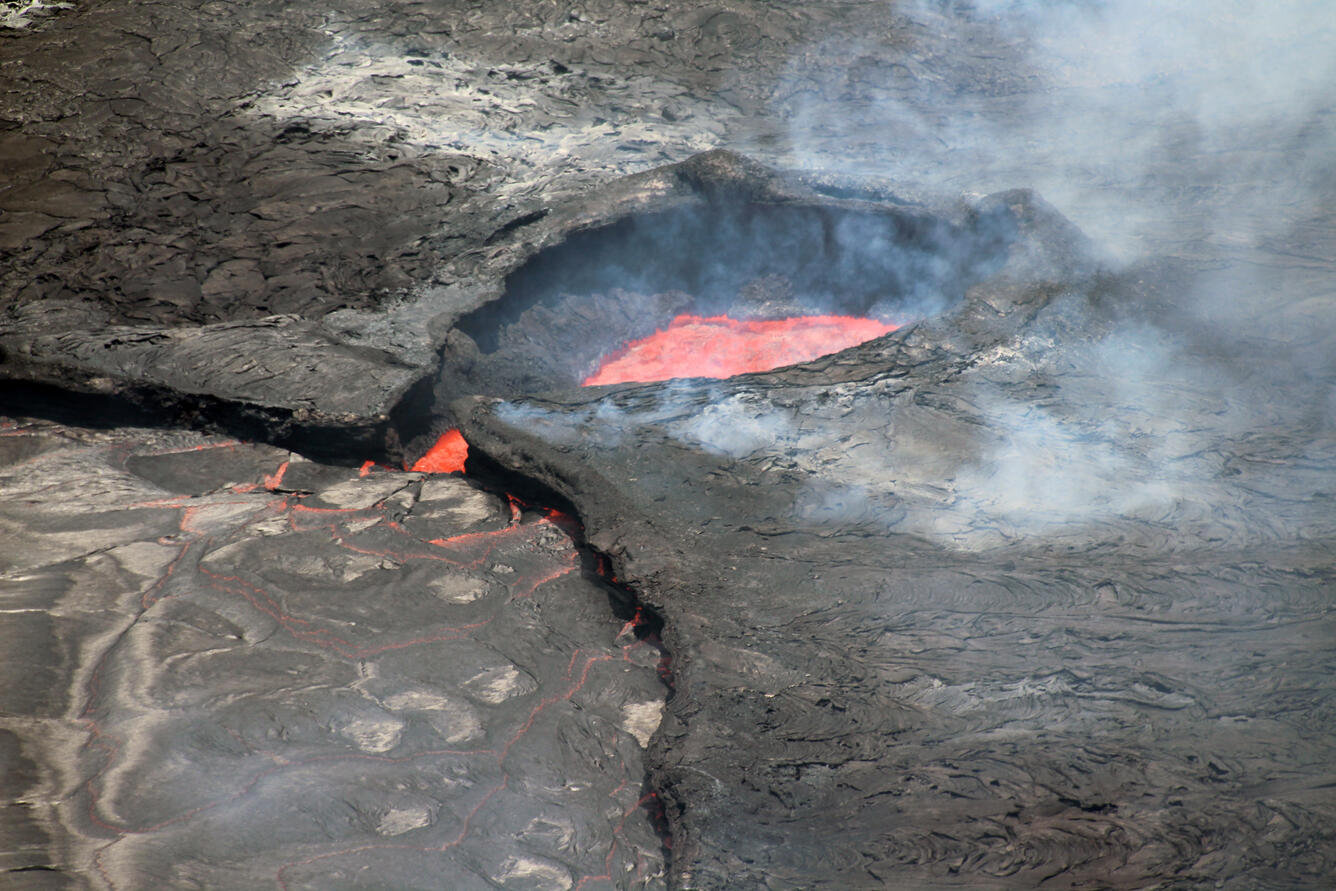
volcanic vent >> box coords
[432,152,1016,411]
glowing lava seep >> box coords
[411,428,469,473]
[582,314,899,386]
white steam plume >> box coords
[778,0,1336,265]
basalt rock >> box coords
[457,224,1336,886]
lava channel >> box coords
[583,313,899,386]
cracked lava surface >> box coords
[0,415,668,889]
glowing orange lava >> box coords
[411,428,469,474]
[582,314,898,386]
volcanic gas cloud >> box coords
[583,313,899,386]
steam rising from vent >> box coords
[750,0,1336,539]
[779,0,1336,264]
[583,314,899,386]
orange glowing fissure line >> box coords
[409,313,894,471]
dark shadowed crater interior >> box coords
[438,198,1015,404]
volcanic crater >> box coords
[435,161,1017,406]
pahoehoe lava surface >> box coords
[3,0,1335,889]
[0,416,670,888]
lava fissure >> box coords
[461,444,673,695]
[0,379,412,467]
[458,440,678,864]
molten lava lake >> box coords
[418,313,897,471]
[583,313,899,386]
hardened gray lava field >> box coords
[2,1,1334,889]
[0,417,669,889]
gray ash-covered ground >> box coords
[2,0,1335,889]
